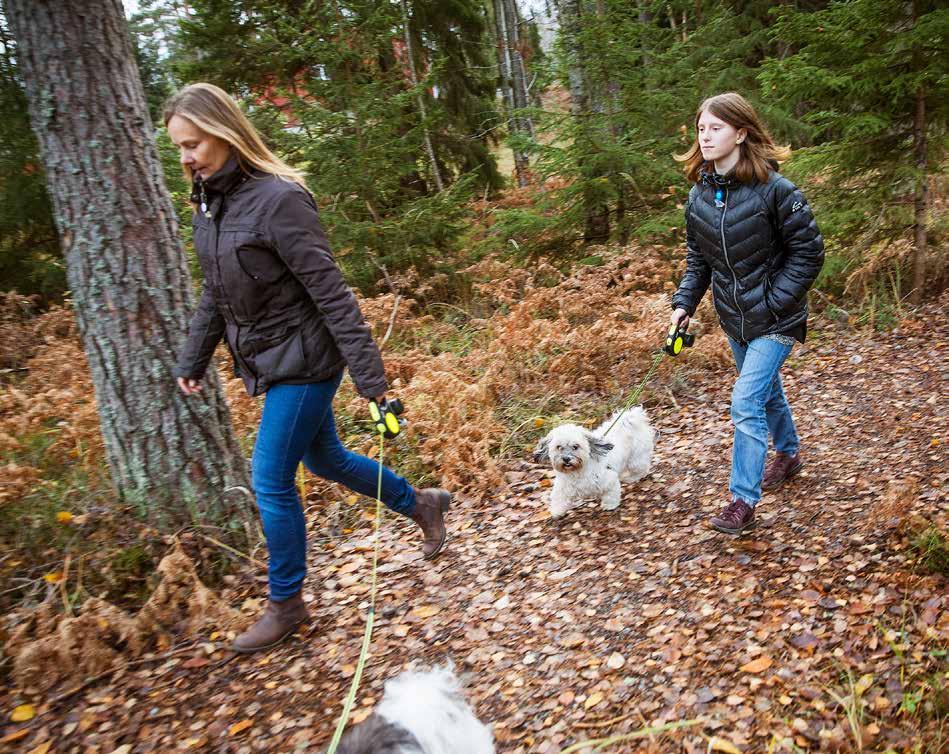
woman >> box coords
[671,92,824,536]
[164,83,450,653]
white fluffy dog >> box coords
[332,664,494,754]
[533,406,654,517]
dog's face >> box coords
[533,424,613,474]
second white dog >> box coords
[533,406,654,517]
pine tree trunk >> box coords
[496,0,533,187]
[909,0,928,304]
[555,0,588,115]
[6,0,253,537]
[400,0,444,193]
[555,0,609,244]
[910,84,928,304]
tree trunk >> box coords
[400,0,444,192]
[556,0,609,244]
[909,0,928,304]
[495,0,534,187]
[910,84,928,304]
[555,0,588,116]
[6,0,253,537]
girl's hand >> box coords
[671,308,690,330]
[177,377,203,395]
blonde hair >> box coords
[162,82,306,187]
[675,92,791,185]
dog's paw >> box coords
[599,498,621,511]
[548,500,572,518]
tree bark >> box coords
[910,84,928,304]
[400,0,444,192]
[495,0,534,187]
[5,0,253,536]
[909,0,928,304]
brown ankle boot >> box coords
[232,592,309,654]
[410,488,451,560]
[762,451,803,490]
[709,499,756,536]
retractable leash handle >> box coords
[368,397,405,438]
[663,321,695,357]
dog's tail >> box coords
[604,405,648,431]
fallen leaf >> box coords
[43,572,62,584]
[229,719,253,736]
[854,674,874,696]
[182,657,210,669]
[606,652,625,670]
[412,604,441,619]
[56,511,73,524]
[0,729,30,744]
[791,632,819,652]
[739,656,773,674]
[583,692,603,709]
[708,736,743,753]
[10,704,35,722]
[27,743,52,754]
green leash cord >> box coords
[603,321,695,437]
[602,349,665,436]
[325,430,385,754]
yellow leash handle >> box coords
[368,398,404,438]
[663,321,695,357]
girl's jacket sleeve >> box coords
[671,186,711,316]
[767,178,824,317]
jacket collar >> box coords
[190,155,249,204]
[699,162,741,189]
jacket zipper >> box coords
[719,187,745,341]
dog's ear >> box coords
[532,435,551,463]
[585,432,614,458]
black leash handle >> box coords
[663,321,695,357]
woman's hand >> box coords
[374,395,386,405]
[177,377,203,395]
[671,308,690,331]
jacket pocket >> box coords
[765,277,780,324]
[242,324,306,385]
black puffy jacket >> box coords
[672,167,824,344]
[173,157,388,398]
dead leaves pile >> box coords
[4,544,239,691]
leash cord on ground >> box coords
[603,349,666,436]
[325,431,385,754]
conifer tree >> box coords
[760,0,947,302]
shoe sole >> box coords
[423,491,451,560]
[762,461,804,490]
[711,519,758,537]
[231,619,308,654]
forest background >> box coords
[0,1,946,751]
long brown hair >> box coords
[675,92,791,184]
[162,83,306,187]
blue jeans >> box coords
[728,337,800,506]
[251,372,416,600]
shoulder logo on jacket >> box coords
[792,200,803,212]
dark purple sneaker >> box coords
[762,451,803,490]
[709,499,756,536]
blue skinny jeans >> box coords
[727,336,800,506]
[251,372,416,600]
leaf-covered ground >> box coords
[2,296,946,753]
